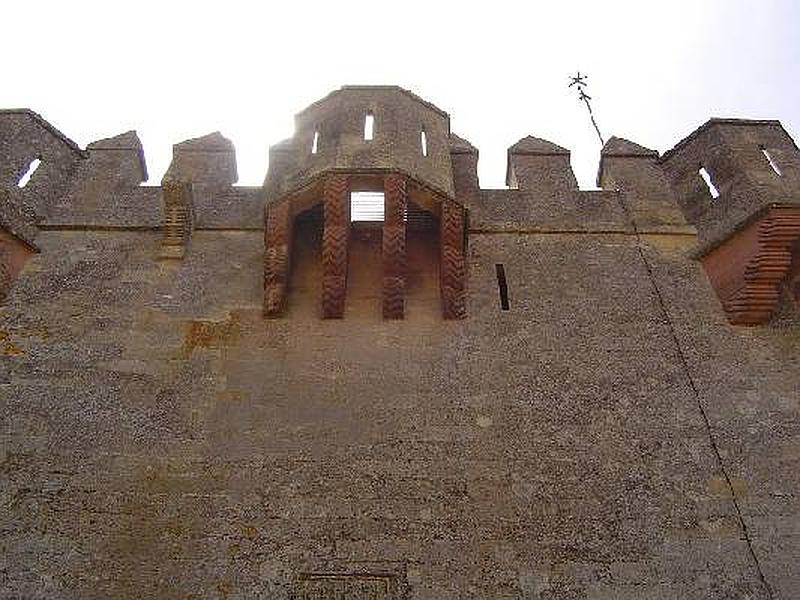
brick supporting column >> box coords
[440,199,467,320]
[160,179,194,259]
[383,174,407,319]
[263,198,292,317]
[322,174,350,318]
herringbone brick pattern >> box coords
[263,199,291,317]
[383,174,407,319]
[322,174,350,318]
[440,199,466,319]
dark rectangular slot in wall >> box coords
[495,264,510,310]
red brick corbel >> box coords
[702,205,800,324]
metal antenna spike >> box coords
[569,71,605,146]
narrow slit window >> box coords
[495,264,510,311]
[761,147,782,176]
[420,129,428,157]
[699,166,720,199]
[364,112,374,141]
[17,157,41,188]
[311,130,320,154]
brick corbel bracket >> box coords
[263,174,468,320]
[702,204,800,325]
[160,179,194,259]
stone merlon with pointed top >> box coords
[598,135,692,233]
[165,131,238,186]
[506,135,578,195]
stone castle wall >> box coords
[1,86,799,599]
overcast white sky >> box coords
[3,0,799,189]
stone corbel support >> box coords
[440,199,467,319]
[322,174,350,318]
[160,179,194,259]
[263,198,292,317]
[382,174,408,319]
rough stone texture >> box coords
[265,86,455,200]
[470,188,631,233]
[598,136,693,234]
[164,131,237,186]
[44,131,157,229]
[449,133,479,198]
[0,110,85,220]
[159,179,194,259]
[0,187,38,247]
[0,230,35,303]
[1,86,799,599]
[506,136,578,196]
[659,119,800,251]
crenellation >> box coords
[660,119,800,247]
[0,109,85,221]
[165,131,238,186]
[598,136,692,233]
[449,132,480,198]
[506,135,578,195]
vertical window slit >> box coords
[311,130,320,154]
[364,112,374,141]
[495,264,510,311]
[17,157,41,188]
[420,129,428,157]
[761,146,782,176]
[699,166,720,199]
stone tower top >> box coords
[264,86,455,201]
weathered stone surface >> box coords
[1,86,799,599]
[159,179,194,259]
[660,119,800,249]
[264,86,455,200]
[506,135,578,195]
[598,136,692,234]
